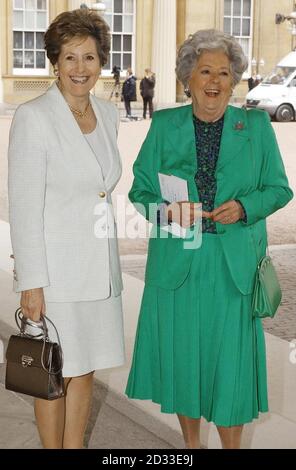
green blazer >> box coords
[129,104,293,294]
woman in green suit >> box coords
[125,30,293,449]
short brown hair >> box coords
[44,9,110,67]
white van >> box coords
[246,51,296,121]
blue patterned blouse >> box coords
[193,114,224,234]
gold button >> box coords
[99,192,106,198]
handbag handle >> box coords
[14,308,64,375]
[15,308,47,339]
[245,110,270,266]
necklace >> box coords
[56,81,91,119]
[68,101,91,119]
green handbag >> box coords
[252,255,282,318]
[247,111,282,319]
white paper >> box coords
[158,173,191,238]
[158,173,189,203]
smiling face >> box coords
[189,49,234,122]
[56,35,101,103]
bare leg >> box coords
[177,414,201,449]
[216,425,244,449]
[63,372,94,449]
[34,377,72,449]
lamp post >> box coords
[258,58,265,77]
[251,57,265,77]
[251,57,257,75]
[275,7,296,50]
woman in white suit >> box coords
[8,9,125,449]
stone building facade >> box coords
[0,0,295,105]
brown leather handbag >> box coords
[5,308,65,400]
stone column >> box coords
[0,4,4,104]
[0,50,3,104]
[152,0,177,107]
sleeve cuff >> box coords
[13,275,50,293]
[157,202,171,226]
[235,199,248,223]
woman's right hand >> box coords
[165,201,206,228]
[20,288,46,322]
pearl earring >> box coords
[54,68,59,78]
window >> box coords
[224,0,253,77]
[103,0,135,75]
[13,0,49,76]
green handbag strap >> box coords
[246,109,269,267]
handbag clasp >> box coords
[21,355,34,368]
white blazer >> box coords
[8,82,123,302]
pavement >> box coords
[0,260,183,450]
[0,105,296,449]
[0,321,173,450]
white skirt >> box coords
[43,295,125,377]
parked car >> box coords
[246,51,296,121]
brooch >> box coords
[234,121,245,130]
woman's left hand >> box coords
[204,200,244,224]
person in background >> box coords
[248,73,263,90]
[140,68,156,119]
[8,9,125,449]
[255,74,262,86]
[247,73,257,91]
[122,67,137,119]
[125,29,293,449]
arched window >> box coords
[102,0,135,76]
[12,0,49,76]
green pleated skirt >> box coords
[125,233,269,427]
